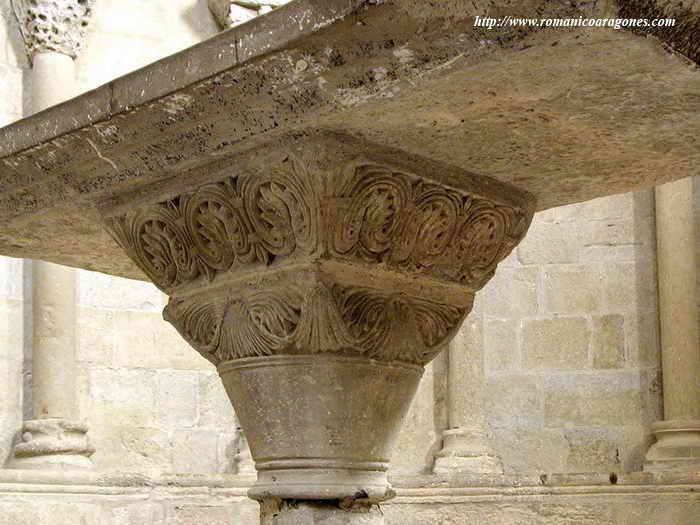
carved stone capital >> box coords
[13,0,95,59]
[104,135,533,367]
[100,133,534,502]
[207,0,289,28]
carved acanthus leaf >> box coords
[106,150,533,365]
[164,282,468,365]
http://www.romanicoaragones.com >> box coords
[473,16,676,30]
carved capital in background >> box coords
[207,0,290,29]
[12,0,95,59]
[103,134,534,367]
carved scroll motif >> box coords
[332,164,531,289]
[106,157,319,292]
[106,154,533,364]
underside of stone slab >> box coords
[0,0,698,279]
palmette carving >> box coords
[163,282,468,365]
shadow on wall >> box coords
[630,188,663,468]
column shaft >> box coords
[645,177,700,471]
[260,501,384,525]
[655,178,700,422]
[434,315,502,473]
[32,261,77,419]
[10,49,93,470]
[31,52,78,421]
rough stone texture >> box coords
[261,501,385,524]
[11,419,94,469]
[97,129,532,502]
[522,318,590,370]
[0,0,27,469]
[0,1,699,277]
[13,0,95,60]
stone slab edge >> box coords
[0,0,367,159]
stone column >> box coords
[433,311,502,474]
[10,0,95,470]
[100,134,534,522]
[645,177,700,471]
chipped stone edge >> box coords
[0,0,368,159]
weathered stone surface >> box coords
[483,319,518,372]
[260,500,384,524]
[483,267,538,319]
[10,418,94,470]
[542,265,602,314]
[0,470,696,524]
[484,375,543,430]
[88,368,157,428]
[94,131,532,505]
[13,0,94,60]
[0,1,698,278]
[543,372,645,427]
[518,221,579,265]
[171,429,220,474]
[522,318,589,370]
[591,315,626,369]
[156,370,199,429]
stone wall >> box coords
[75,273,239,474]
[69,0,226,475]
[478,190,661,474]
[0,0,29,467]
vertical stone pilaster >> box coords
[433,311,502,474]
[645,177,700,471]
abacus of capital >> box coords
[98,134,535,523]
